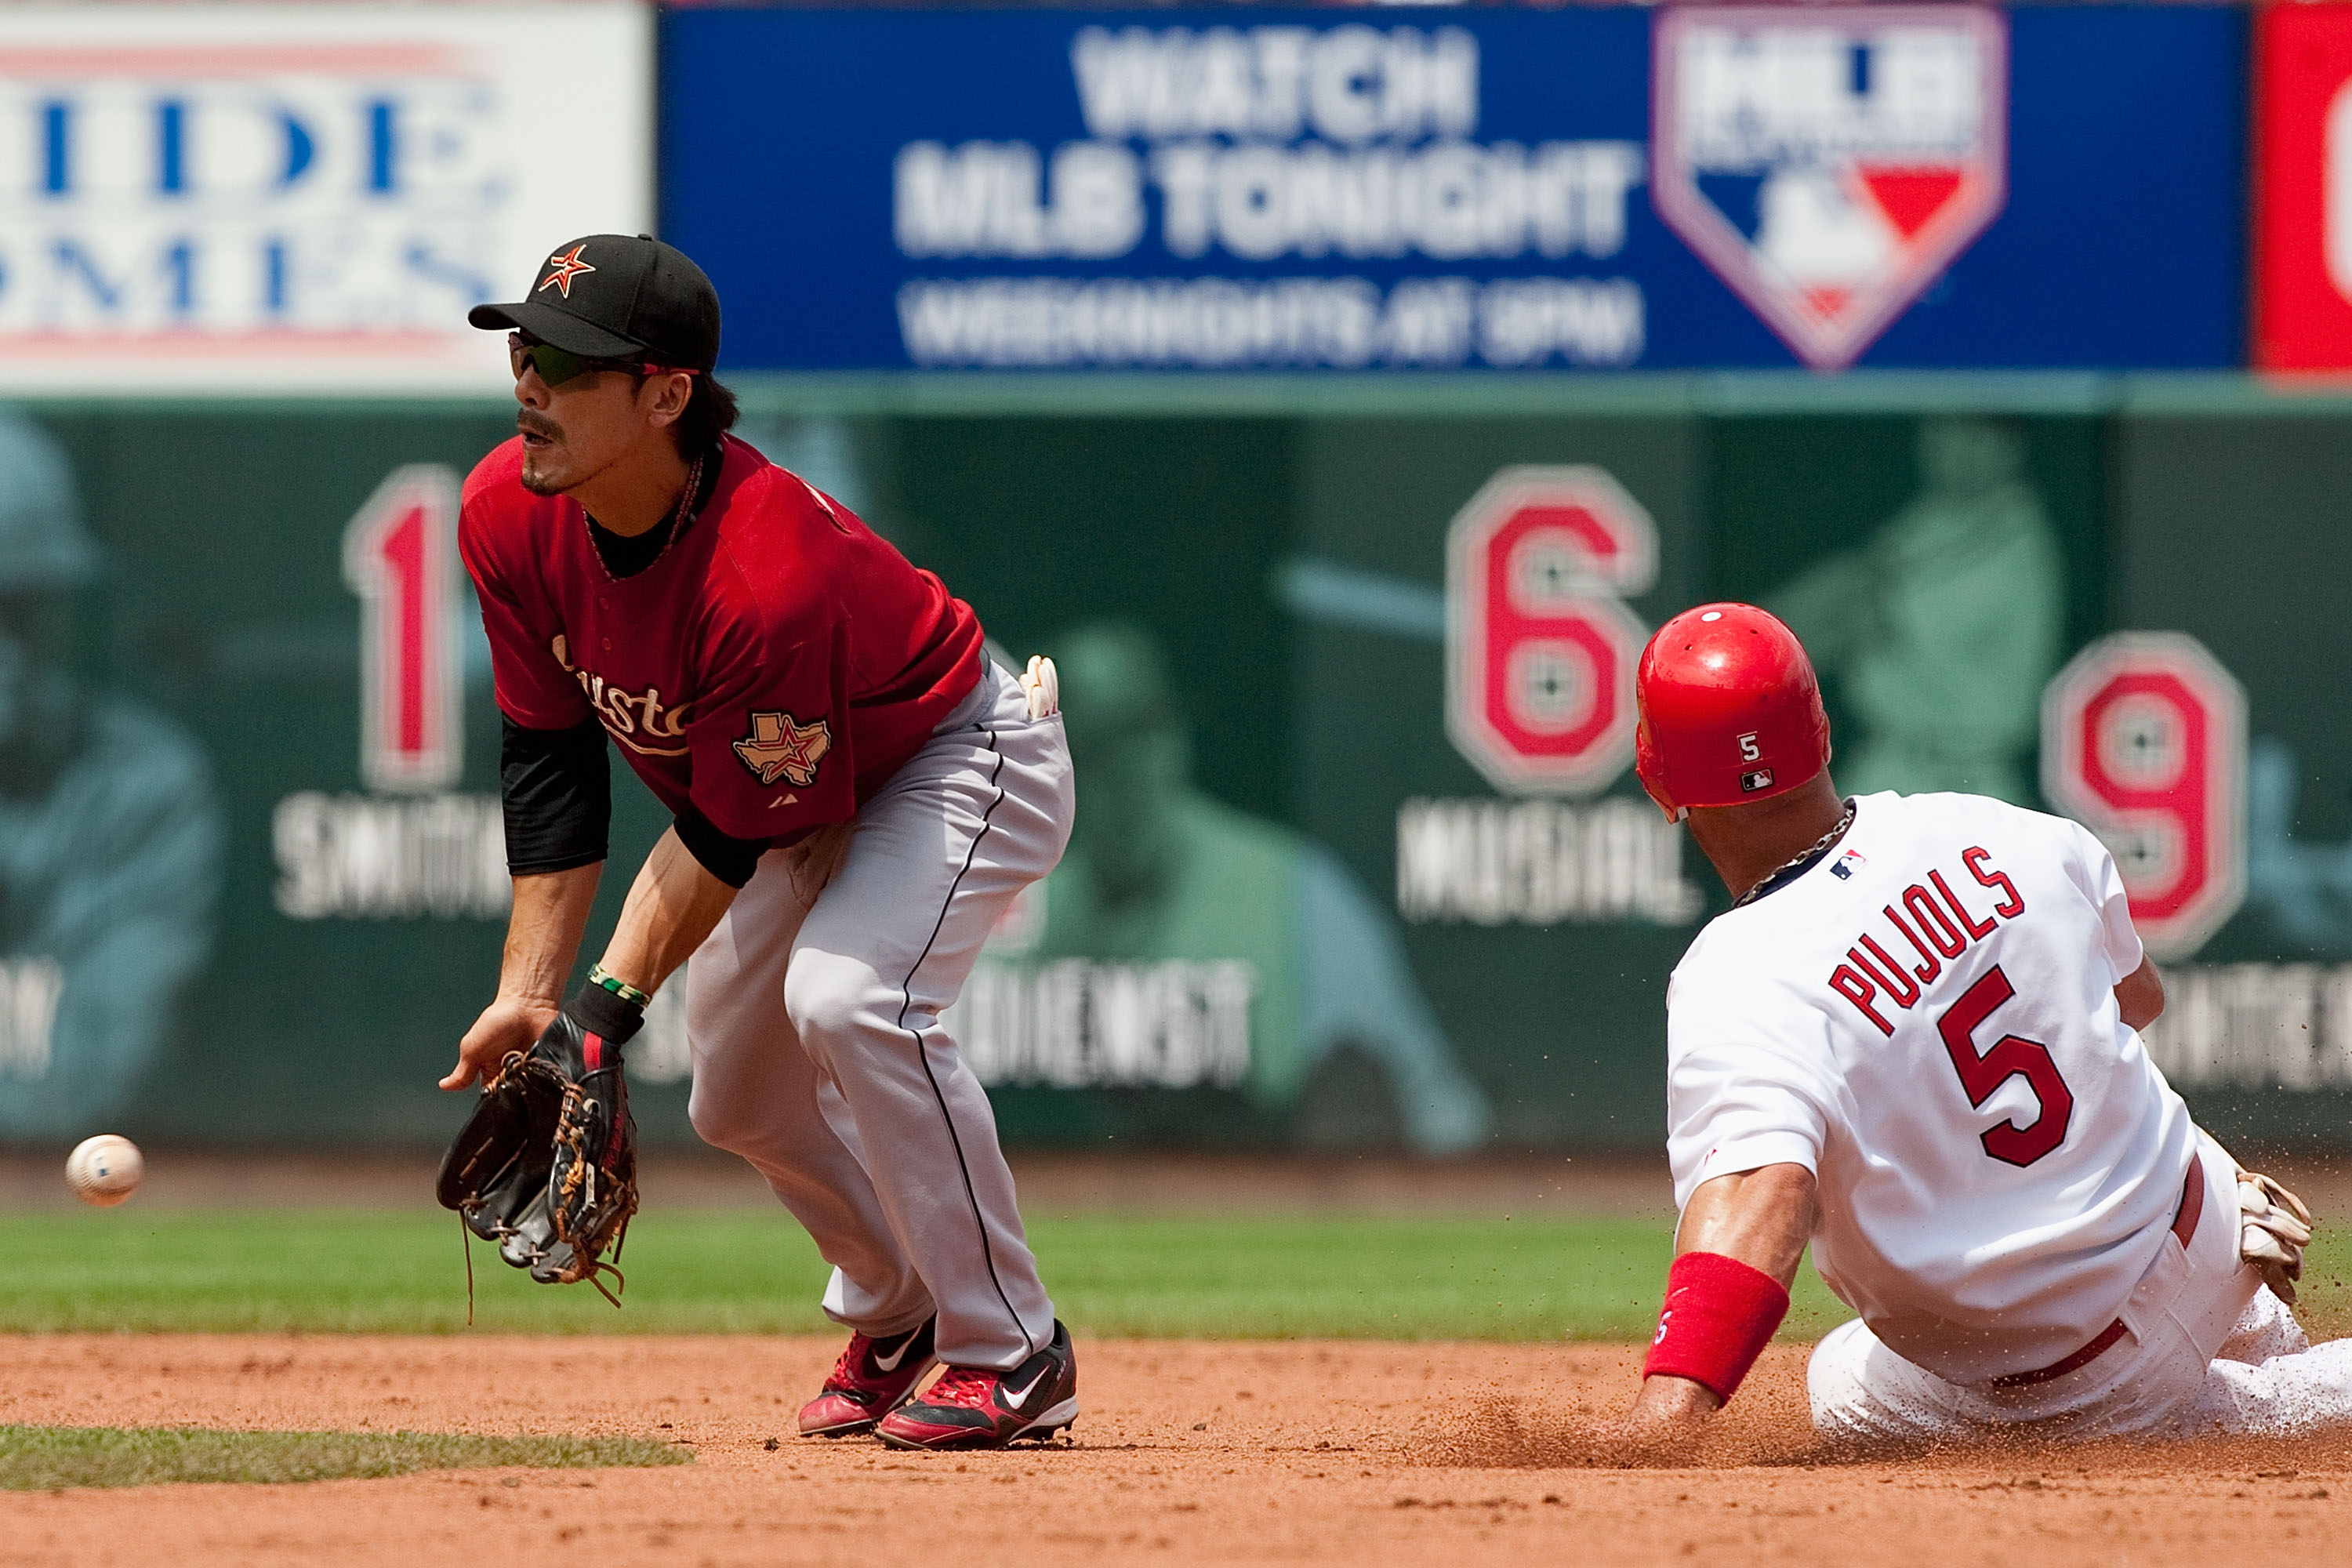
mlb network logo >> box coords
[1653,6,2009,369]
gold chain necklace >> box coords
[1733,800,1857,909]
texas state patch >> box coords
[733,710,832,787]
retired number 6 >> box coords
[1936,965,2073,1167]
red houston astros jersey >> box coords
[460,434,985,843]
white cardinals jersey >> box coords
[1664,790,2198,1385]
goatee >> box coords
[517,416,565,495]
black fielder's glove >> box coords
[436,982,645,1304]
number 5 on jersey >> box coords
[1936,964,2074,1167]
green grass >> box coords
[3,1206,2347,1342]
[0,1207,1857,1341]
[0,1425,688,1489]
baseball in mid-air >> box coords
[64,1134,143,1207]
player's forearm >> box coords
[596,826,739,996]
[1673,1163,1817,1289]
[1629,1372,1723,1421]
[1632,1165,1815,1424]
[497,864,603,1006]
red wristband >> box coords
[1642,1250,1791,1403]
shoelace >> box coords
[826,1335,877,1392]
[828,1330,918,1393]
[920,1367,1004,1409]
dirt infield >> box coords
[1,1334,2347,1567]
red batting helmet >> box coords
[1634,603,1831,818]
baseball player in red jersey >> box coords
[439,234,1076,1451]
[1620,604,2351,1443]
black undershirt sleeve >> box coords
[673,802,767,890]
[499,714,611,875]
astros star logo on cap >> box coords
[537,244,597,298]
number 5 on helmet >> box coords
[1634,604,1831,822]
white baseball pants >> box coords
[1809,1132,2352,1442]
[684,659,1069,1370]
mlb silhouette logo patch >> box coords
[1652,5,2009,369]
[1831,848,1867,880]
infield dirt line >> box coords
[0,1334,2346,1567]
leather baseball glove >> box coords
[437,984,645,1307]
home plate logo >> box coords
[1653,6,2008,369]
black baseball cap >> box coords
[469,234,720,372]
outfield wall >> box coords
[1,5,2346,1156]
[0,385,2340,1152]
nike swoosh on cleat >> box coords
[872,1336,920,1374]
[1000,1363,1053,1409]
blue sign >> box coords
[660,5,2244,373]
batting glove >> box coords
[2238,1168,2314,1305]
[1020,655,1059,720]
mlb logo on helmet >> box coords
[1651,5,2009,370]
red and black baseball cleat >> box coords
[797,1317,938,1438]
[875,1319,1077,1451]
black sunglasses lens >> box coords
[535,343,595,387]
[508,332,596,387]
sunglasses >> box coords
[507,332,698,389]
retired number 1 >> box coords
[342,465,463,793]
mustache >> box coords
[517,412,563,442]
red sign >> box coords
[2040,633,2245,961]
[2253,5,2352,371]
[1445,466,1653,796]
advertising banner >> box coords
[662,5,2243,374]
[0,4,652,394]
[2254,2,2352,372]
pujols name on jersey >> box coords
[1663,789,2199,1385]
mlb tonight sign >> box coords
[0,5,651,394]
[664,5,2242,374]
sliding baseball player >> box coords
[1624,602,2350,1442]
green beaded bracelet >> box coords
[587,964,652,1009]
